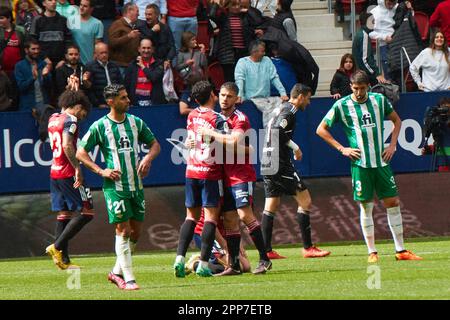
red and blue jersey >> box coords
[48,112,78,179]
[186,107,226,180]
[223,109,256,187]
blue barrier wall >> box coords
[0,91,448,194]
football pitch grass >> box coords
[0,238,449,300]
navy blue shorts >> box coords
[50,177,93,213]
[185,178,223,208]
[222,182,254,212]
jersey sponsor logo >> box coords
[361,113,376,128]
[118,136,133,153]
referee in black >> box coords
[260,83,331,259]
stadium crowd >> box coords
[0,0,448,114]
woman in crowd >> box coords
[330,53,356,99]
[409,31,450,92]
[176,31,208,87]
[12,0,39,34]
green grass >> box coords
[0,238,449,300]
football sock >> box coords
[261,210,275,252]
[55,214,93,256]
[55,217,70,262]
[297,209,313,249]
[129,239,137,254]
[115,235,134,283]
[176,218,197,257]
[246,220,269,261]
[360,202,377,254]
[200,221,217,263]
[225,229,241,270]
[386,206,405,252]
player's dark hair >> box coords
[290,83,312,99]
[192,80,214,105]
[104,84,126,101]
[438,97,450,107]
[58,90,92,112]
[350,70,370,85]
[220,82,239,95]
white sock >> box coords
[115,235,135,283]
[175,255,185,264]
[387,206,405,252]
[360,202,377,254]
[112,258,122,275]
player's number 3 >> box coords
[49,132,62,158]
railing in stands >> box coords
[400,46,412,93]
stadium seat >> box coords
[207,62,225,91]
[197,21,211,53]
[414,11,430,42]
[341,0,367,14]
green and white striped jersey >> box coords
[80,114,155,192]
[323,93,394,168]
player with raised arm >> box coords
[173,80,227,278]
[316,70,422,263]
[261,83,331,260]
[45,89,94,270]
[76,84,161,290]
[198,82,272,275]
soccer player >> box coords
[173,80,227,278]
[261,83,331,259]
[76,84,161,290]
[316,70,422,263]
[45,89,94,270]
[198,82,272,275]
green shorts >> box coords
[351,164,398,202]
[103,189,146,224]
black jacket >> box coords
[55,63,88,97]
[261,27,319,95]
[137,21,176,62]
[330,69,352,96]
[85,60,123,107]
[124,57,166,106]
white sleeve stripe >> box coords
[363,33,375,74]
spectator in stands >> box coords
[235,40,288,127]
[92,0,119,43]
[269,42,297,95]
[67,0,103,65]
[124,38,166,107]
[209,0,257,82]
[14,39,52,111]
[330,53,356,99]
[167,0,199,52]
[85,42,123,108]
[272,0,297,42]
[55,44,91,96]
[0,65,14,111]
[13,0,39,34]
[0,6,25,78]
[353,11,387,85]
[370,0,398,80]
[409,30,450,91]
[178,73,201,116]
[30,0,72,67]
[56,0,78,19]
[108,2,140,73]
[235,39,287,103]
[176,31,208,85]
[124,0,167,23]
[430,0,450,43]
[137,3,175,71]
